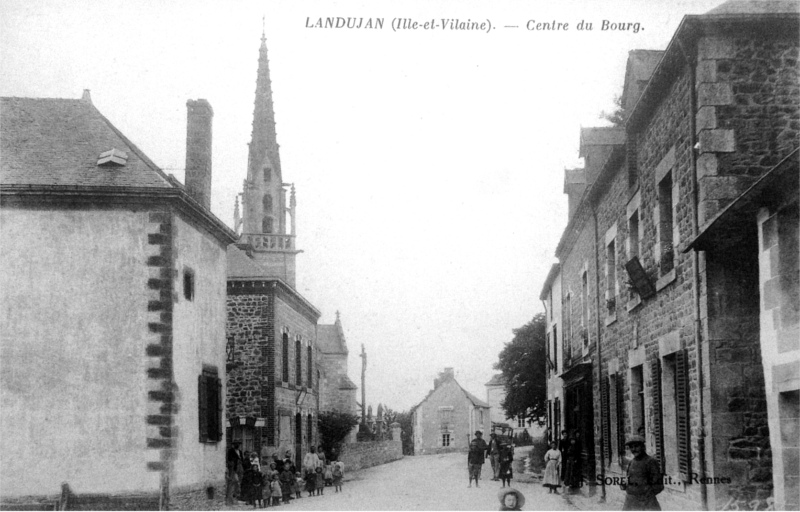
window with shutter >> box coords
[198,368,222,443]
[296,337,302,386]
[676,349,691,481]
[615,374,626,461]
[601,377,611,462]
[282,333,289,382]
[554,398,561,437]
[307,346,313,387]
[198,374,208,442]
[651,359,664,472]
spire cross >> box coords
[261,16,266,42]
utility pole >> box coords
[359,344,367,426]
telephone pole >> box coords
[359,344,367,425]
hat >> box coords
[475,430,483,435]
[625,435,645,446]
[497,488,525,509]
[232,441,241,446]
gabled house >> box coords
[0,93,236,509]
[411,368,490,455]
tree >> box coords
[493,313,547,426]
[317,410,360,458]
[599,94,626,126]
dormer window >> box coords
[97,148,128,167]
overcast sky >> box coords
[1,0,725,412]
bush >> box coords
[318,411,360,456]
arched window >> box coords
[263,167,272,182]
[262,194,273,212]
[295,336,302,386]
[282,332,289,382]
[262,216,274,234]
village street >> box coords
[224,452,580,511]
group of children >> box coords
[242,454,344,507]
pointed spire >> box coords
[234,195,242,234]
[248,27,281,182]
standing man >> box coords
[467,430,489,488]
[226,441,244,504]
[621,435,663,511]
[487,432,501,481]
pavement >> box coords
[222,452,579,511]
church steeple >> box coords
[238,28,300,287]
[242,27,288,236]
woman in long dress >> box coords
[543,440,562,494]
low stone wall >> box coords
[339,438,403,472]
[169,480,226,511]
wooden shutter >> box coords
[601,377,611,461]
[198,375,208,442]
[651,359,664,472]
[212,376,222,441]
[676,349,691,480]
[554,398,561,436]
[615,374,626,460]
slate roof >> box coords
[625,50,665,83]
[227,245,270,279]
[337,374,358,390]
[485,374,506,387]
[462,386,490,408]
[411,376,490,412]
[1,97,172,188]
[579,127,625,155]
[706,0,800,14]
[318,323,348,355]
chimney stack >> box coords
[185,99,214,210]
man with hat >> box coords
[226,441,244,504]
[487,432,502,481]
[467,430,489,487]
[621,435,663,511]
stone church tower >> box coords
[236,29,299,286]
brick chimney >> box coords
[185,99,213,209]
[435,367,455,388]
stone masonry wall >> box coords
[339,439,403,473]
[226,287,273,454]
[696,31,800,226]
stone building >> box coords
[539,1,798,509]
[688,149,799,510]
[411,368,490,455]
[225,32,325,465]
[318,312,359,415]
[485,374,545,439]
[539,263,564,443]
[0,94,236,509]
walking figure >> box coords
[467,430,488,488]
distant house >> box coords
[411,368,490,455]
[485,374,546,441]
[0,94,236,509]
